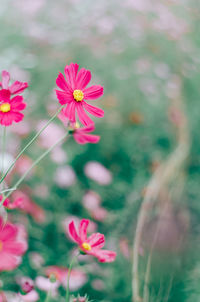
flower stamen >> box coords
[82,242,91,251]
[0,103,11,113]
[73,90,84,102]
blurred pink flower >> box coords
[19,290,39,302]
[69,219,116,263]
[10,120,31,137]
[6,191,46,223]
[29,252,44,269]
[14,156,34,178]
[37,121,65,149]
[56,63,104,126]
[35,276,59,297]
[0,218,27,271]
[54,166,76,188]
[45,266,87,291]
[84,161,112,185]
[82,191,107,221]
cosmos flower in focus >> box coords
[68,219,116,263]
[56,63,104,126]
[0,89,26,126]
[0,70,28,95]
[0,218,27,271]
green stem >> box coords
[44,286,52,302]
[0,106,64,185]
[0,131,68,206]
[1,127,6,190]
[66,252,79,302]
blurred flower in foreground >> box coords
[35,276,59,298]
[45,266,87,291]
[56,63,104,126]
[69,219,116,263]
[0,218,27,271]
[82,191,108,221]
[0,70,28,96]
[84,161,112,185]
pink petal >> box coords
[0,89,11,101]
[90,249,116,263]
[13,112,24,123]
[76,104,94,126]
[10,96,26,111]
[56,73,72,92]
[62,102,76,122]
[1,71,10,89]
[64,63,79,90]
[0,224,18,241]
[9,81,28,94]
[83,85,104,100]
[75,68,91,90]
[0,112,14,126]
[3,241,26,255]
[87,233,105,248]
[68,221,81,244]
[77,124,95,133]
[55,90,74,105]
[74,132,100,144]
[0,252,20,271]
[79,219,89,242]
[83,102,104,118]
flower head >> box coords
[0,218,27,271]
[56,63,104,126]
[0,89,26,126]
[0,70,28,95]
[68,219,116,263]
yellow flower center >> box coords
[0,240,3,252]
[82,242,91,251]
[0,103,11,113]
[73,90,84,102]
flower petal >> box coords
[1,71,10,89]
[63,102,76,122]
[83,102,104,118]
[68,221,81,244]
[56,73,72,92]
[87,233,105,248]
[10,96,26,111]
[75,68,91,90]
[79,219,89,242]
[89,249,116,263]
[64,63,79,90]
[73,132,100,145]
[9,81,28,94]
[55,90,74,105]
[0,89,11,101]
[83,85,104,100]
[76,104,94,126]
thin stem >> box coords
[0,131,68,207]
[44,286,52,302]
[1,127,6,190]
[66,252,79,302]
[0,106,64,185]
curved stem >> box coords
[0,131,68,206]
[0,106,64,185]
[66,252,79,302]
[1,127,6,190]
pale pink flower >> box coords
[56,63,104,126]
[0,218,27,271]
[54,166,76,188]
[37,121,65,149]
[84,161,112,185]
[35,276,59,298]
[14,156,34,178]
[69,219,116,263]
[19,290,39,302]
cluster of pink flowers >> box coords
[0,64,116,300]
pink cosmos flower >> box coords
[84,161,112,185]
[0,70,28,95]
[56,63,104,126]
[0,89,26,126]
[72,123,100,145]
[68,219,116,263]
[0,218,27,271]
[45,266,87,291]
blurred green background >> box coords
[1,0,200,301]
